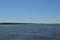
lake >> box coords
[0,24,60,40]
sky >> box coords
[0,0,60,23]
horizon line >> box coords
[0,22,60,24]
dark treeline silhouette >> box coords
[0,23,29,24]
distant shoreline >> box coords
[0,23,60,25]
[0,23,29,24]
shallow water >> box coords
[0,24,60,40]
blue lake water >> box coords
[0,24,60,40]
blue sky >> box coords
[0,0,60,23]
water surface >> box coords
[0,24,60,40]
